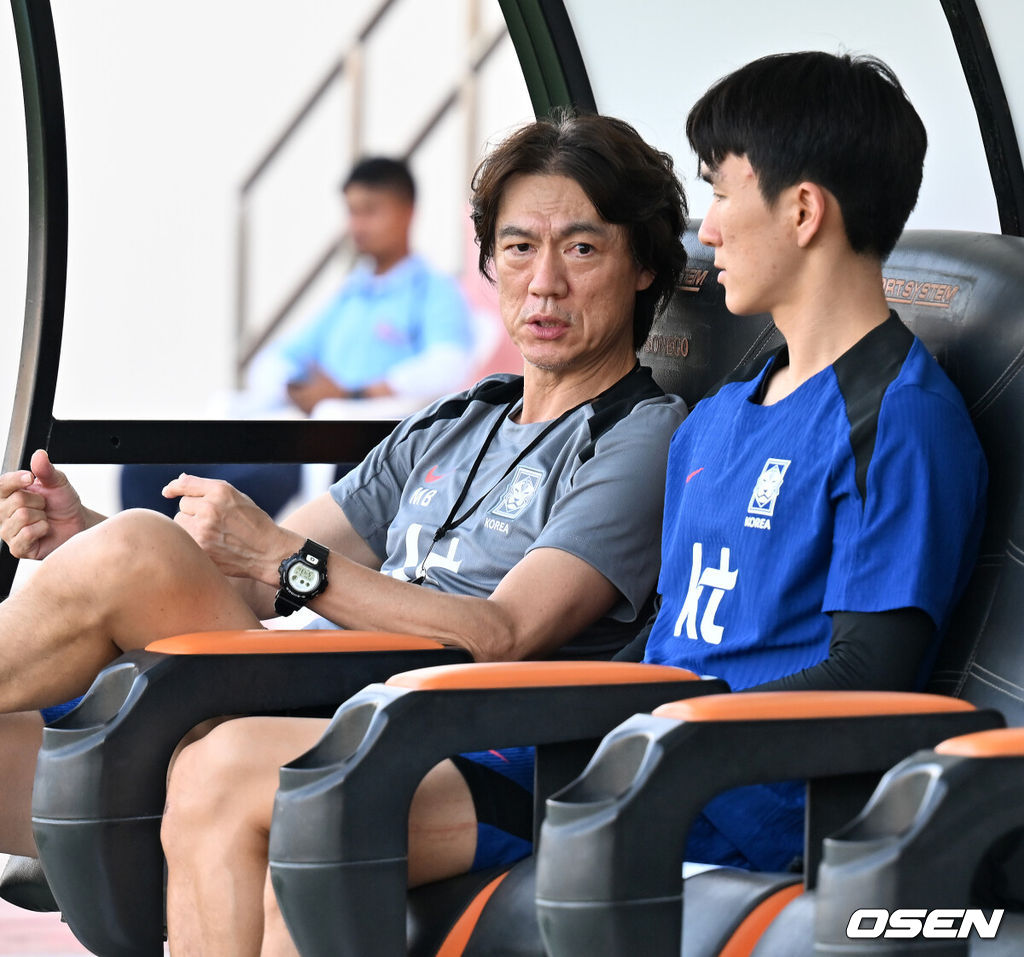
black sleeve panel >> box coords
[744,607,934,693]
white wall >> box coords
[566,0,1022,234]
[0,1,533,516]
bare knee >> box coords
[162,718,292,856]
[91,509,190,572]
[163,720,258,856]
[45,509,187,593]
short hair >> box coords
[343,156,416,204]
[686,51,927,259]
[471,110,688,350]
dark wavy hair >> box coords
[687,52,926,259]
[471,110,688,350]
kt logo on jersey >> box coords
[745,458,790,530]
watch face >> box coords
[287,561,322,594]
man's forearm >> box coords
[298,553,509,658]
[745,608,934,693]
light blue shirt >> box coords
[277,254,473,392]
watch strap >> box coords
[274,589,305,617]
[300,539,330,568]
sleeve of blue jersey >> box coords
[823,382,987,629]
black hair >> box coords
[686,51,927,258]
[471,110,688,350]
[343,156,416,204]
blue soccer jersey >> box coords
[644,313,986,870]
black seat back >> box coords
[641,227,782,408]
[642,225,1024,722]
[894,232,1024,723]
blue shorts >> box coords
[452,751,805,875]
[40,696,83,724]
[452,746,535,872]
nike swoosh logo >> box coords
[425,466,445,483]
[686,468,705,483]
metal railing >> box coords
[233,0,508,382]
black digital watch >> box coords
[275,539,329,616]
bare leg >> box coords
[0,711,43,856]
[0,509,261,712]
[163,717,330,956]
[407,757,478,886]
[164,716,479,956]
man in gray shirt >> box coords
[0,111,687,952]
[334,362,678,659]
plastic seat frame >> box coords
[30,632,470,956]
[268,661,727,956]
[277,227,1024,957]
[811,728,1024,956]
[534,229,1024,957]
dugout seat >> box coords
[266,228,1024,956]
[532,228,1024,957]
[13,222,776,954]
[809,726,1024,957]
[22,631,471,955]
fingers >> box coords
[0,476,47,556]
[162,473,225,501]
[29,449,60,487]
[162,472,193,500]
[0,468,34,498]
[164,474,243,535]
[172,508,198,541]
[165,476,212,531]
[162,474,257,512]
[1,453,67,559]
[0,451,62,498]
[0,487,49,558]
[6,517,48,559]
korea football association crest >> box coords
[745,458,790,529]
[492,466,544,520]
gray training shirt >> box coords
[331,366,687,657]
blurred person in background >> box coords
[121,156,475,518]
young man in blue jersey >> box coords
[636,51,986,871]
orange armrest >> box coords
[385,660,700,690]
[653,690,976,722]
[936,727,1024,757]
[146,630,447,655]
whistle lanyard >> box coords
[410,394,592,584]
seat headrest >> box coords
[878,230,1024,416]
